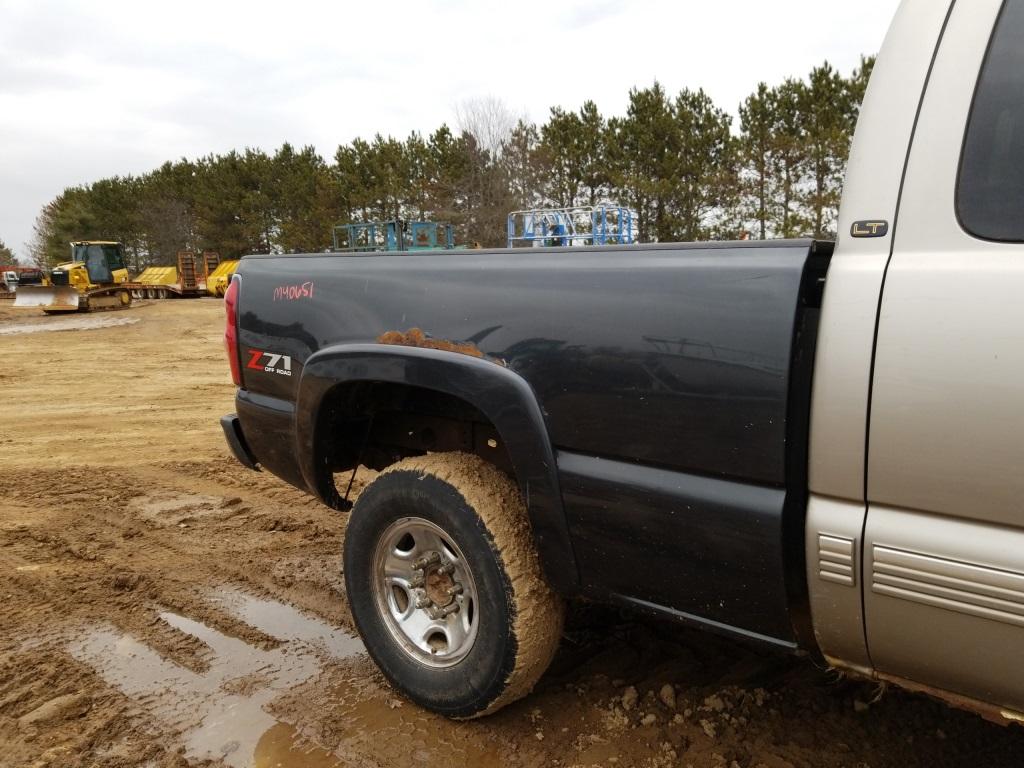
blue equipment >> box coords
[332,220,456,252]
[507,205,638,248]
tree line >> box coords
[27,57,873,270]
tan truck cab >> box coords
[808,0,1024,723]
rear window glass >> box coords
[957,0,1024,242]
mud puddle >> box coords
[0,314,139,335]
[69,587,363,767]
[253,723,343,767]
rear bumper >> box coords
[226,390,311,492]
[220,413,260,470]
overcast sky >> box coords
[0,0,900,260]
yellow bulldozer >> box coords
[15,241,133,313]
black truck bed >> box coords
[233,239,832,646]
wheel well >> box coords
[314,381,515,507]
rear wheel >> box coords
[158,288,168,299]
[344,452,564,718]
[145,288,155,299]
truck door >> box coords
[866,0,1024,712]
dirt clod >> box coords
[659,683,677,710]
[377,327,485,359]
[111,572,142,591]
[621,685,639,711]
[18,694,89,728]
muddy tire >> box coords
[343,452,564,718]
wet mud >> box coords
[2,300,1024,767]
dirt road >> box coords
[1,299,1022,768]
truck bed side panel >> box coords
[239,243,816,485]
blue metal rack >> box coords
[507,205,638,248]
[331,220,456,252]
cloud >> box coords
[0,0,898,259]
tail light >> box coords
[224,276,242,386]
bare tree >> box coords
[29,201,59,268]
[454,96,525,160]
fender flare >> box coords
[296,343,579,595]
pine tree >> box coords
[770,79,810,238]
[801,63,852,238]
[577,101,609,207]
[608,81,678,242]
[671,88,736,241]
[538,107,586,208]
[739,83,776,239]
[501,120,543,211]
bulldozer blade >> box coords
[12,285,81,311]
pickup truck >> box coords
[220,0,1024,722]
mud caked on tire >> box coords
[343,452,564,718]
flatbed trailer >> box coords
[125,251,220,299]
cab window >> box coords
[957,0,1024,241]
[102,245,125,271]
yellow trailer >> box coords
[125,251,221,299]
[206,259,239,297]
[129,266,179,299]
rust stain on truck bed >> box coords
[377,327,494,361]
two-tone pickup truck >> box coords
[220,0,1024,721]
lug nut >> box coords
[413,552,441,570]
[436,602,460,618]
[446,583,463,597]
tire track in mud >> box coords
[0,460,355,642]
[0,458,360,767]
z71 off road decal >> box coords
[246,349,292,376]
